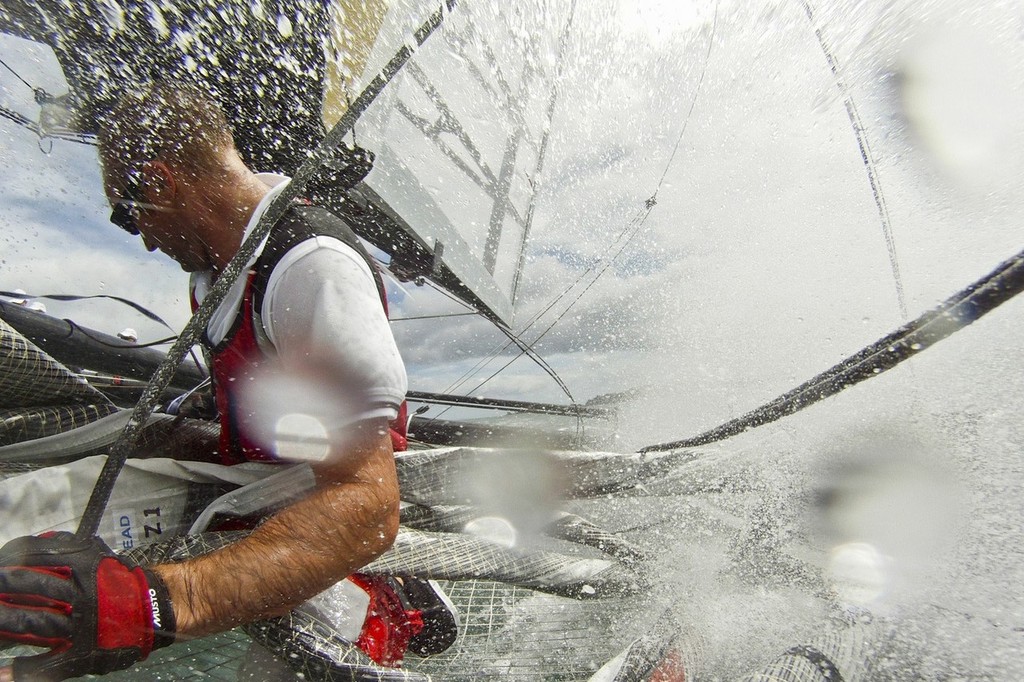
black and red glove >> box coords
[0,532,176,681]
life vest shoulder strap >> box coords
[250,204,387,326]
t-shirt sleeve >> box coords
[260,236,407,424]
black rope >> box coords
[783,645,844,681]
[0,291,176,331]
[1,290,207,378]
[640,245,1024,453]
[76,0,460,539]
[64,320,176,350]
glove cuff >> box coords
[142,568,177,652]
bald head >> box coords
[98,82,237,191]
[97,82,271,274]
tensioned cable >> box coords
[0,60,97,146]
[651,3,718,195]
[76,0,460,539]
[509,0,580,307]
[801,0,908,321]
[424,6,719,445]
[0,101,98,146]
[426,0,584,408]
[390,311,478,321]
[409,273,577,407]
[406,278,587,446]
[0,56,36,92]
[447,207,654,403]
[0,103,33,127]
[444,3,720,405]
[418,278,581,423]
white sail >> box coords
[348,1,574,325]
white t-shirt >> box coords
[190,174,407,425]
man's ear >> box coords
[141,160,177,206]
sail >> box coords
[346,1,572,325]
[0,0,557,325]
[2,1,1024,680]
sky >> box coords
[1,0,1022,451]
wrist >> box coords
[142,568,177,651]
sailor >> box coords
[0,82,454,681]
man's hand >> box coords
[0,532,175,681]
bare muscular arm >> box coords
[152,421,400,638]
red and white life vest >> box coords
[191,204,408,465]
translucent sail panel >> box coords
[355,1,571,326]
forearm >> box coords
[153,434,399,638]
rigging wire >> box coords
[0,98,98,146]
[0,55,36,92]
[396,1,593,443]
[800,0,908,321]
[403,278,589,447]
[459,2,720,433]
[510,0,580,307]
[418,278,581,420]
[445,205,654,405]
[0,54,97,146]
[0,102,33,128]
[651,3,718,197]
[390,311,479,321]
[369,0,592,440]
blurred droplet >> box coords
[900,24,1024,193]
[238,359,363,462]
[464,516,517,548]
[274,413,330,462]
[813,433,964,607]
[829,541,888,609]
[457,449,567,542]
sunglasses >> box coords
[109,171,172,235]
